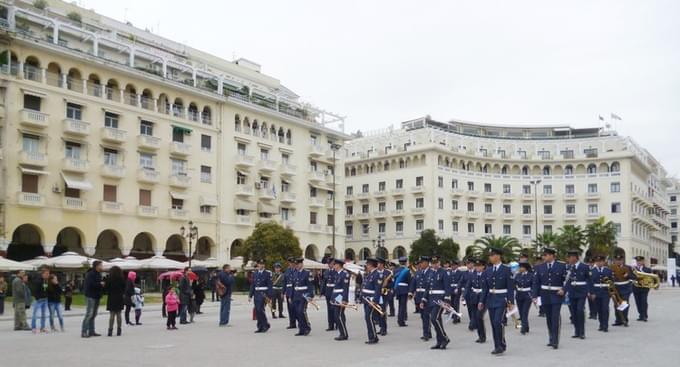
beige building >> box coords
[342,116,672,266]
[0,0,348,264]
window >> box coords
[467,202,474,212]
[310,187,318,198]
[611,182,621,193]
[64,186,80,199]
[614,223,622,235]
[503,225,511,235]
[587,164,597,174]
[416,220,424,231]
[22,134,40,153]
[542,165,551,175]
[588,204,599,214]
[452,200,458,210]
[378,181,386,192]
[104,112,119,128]
[396,221,404,233]
[66,103,82,120]
[588,183,598,193]
[566,204,576,214]
[378,202,386,212]
[503,204,511,214]
[260,149,269,161]
[522,185,531,194]
[438,220,444,231]
[237,143,247,156]
[310,212,318,225]
[396,200,404,210]
[171,158,187,175]
[139,153,154,170]
[201,166,212,183]
[611,202,621,213]
[362,204,369,214]
[564,165,574,175]
[201,135,212,152]
[378,222,386,234]
[544,205,553,214]
[139,189,151,206]
[362,184,369,193]
[484,224,492,234]
[438,176,443,188]
[237,172,246,185]
[452,222,459,233]
[523,205,531,214]
[467,223,475,233]
[467,181,474,191]
[416,176,424,187]
[23,94,41,111]
[103,185,117,202]
[523,225,531,235]
[172,127,185,143]
[503,184,511,194]
[21,173,39,193]
[544,225,553,234]
[327,214,335,226]
[671,195,677,202]
[200,206,212,214]
[396,179,403,189]
[65,142,81,159]
[452,179,458,189]
[484,183,492,193]
[103,148,118,166]
[518,150,527,159]
[346,205,353,215]
[561,150,574,159]
[140,120,153,136]
[346,225,353,236]
[346,186,353,195]
[565,184,575,194]
[521,166,529,175]
[484,203,492,213]
[416,198,424,208]
[438,198,444,209]
[543,185,552,194]
[281,153,289,165]
[672,222,678,229]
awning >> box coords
[169,191,188,200]
[61,173,93,191]
[19,167,49,175]
[258,202,278,214]
[234,198,256,211]
[21,88,47,98]
[236,170,249,176]
[309,183,329,191]
[200,195,218,207]
[172,125,192,135]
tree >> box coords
[240,222,302,270]
[585,217,618,257]
[408,230,460,262]
[438,238,461,262]
[555,225,586,260]
[532,232,558,252]
[470,235,521,263]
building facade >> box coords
[0,0,347,263]
[342,116,672,265]
[668,179,679,258]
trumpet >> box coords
[331,301,359,311]
[435,300,463,321]
[362,296,385,317]
[305,297,320,311]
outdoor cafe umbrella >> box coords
[0,256,35,271]
[158,270,198,281]
[47,252,108,269]
[107,256,144,270]
[23,256,50,267]
[183,257,219,269]
[140,256,185,270]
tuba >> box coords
[633,270,660,290]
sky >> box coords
[80,0,680,175]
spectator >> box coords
[31,267,50,334]
[0,275,7,315]
[671,275,676,287]
[193,278,206,314]
[178,267,192,324]
[161,282,169,318]
[47,274,64,332]
[165,286,179,330]
[81,261,104,338]
[209,271,218,302]
[105,266,126,337]
[132,287,144,325]
[218,264,235,326]
[64,281,74,311]
[12,271,30,331]
[124,271,137,326]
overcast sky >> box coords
[81,0,680,176]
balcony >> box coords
[521,193,534,200]
[411,185,425,193]
[101,164,125,179]
[483,192,497,199]
[309,144,326,157]
[258,188,276,200]
[19,150,47,166]
[20,109,49,128]
[502,213,515,221]
[542,193,556,201]
[543,213,556,221]
[62,197,86,211]
[586,192,600,200]
[587,212,600,220]
[373,210,388,218]
[309,224,324,233]
[356,212,371,220]
[137,135,161,150]
[309,197,325,207]
[16,192,44,207]
[169,142,191,156]
[373,190,387,198]
[501,193,514,201]
[258,160,278,172]
[308,170,326,183]
[235,154,255,168]
[356,192,371,200]
[467,191,480,199]
[279,192,296,203]
[411,207,426,216]
[521,214,534,221]
[168,208,188,220]
[395,231,404,238]
[280,164,297,176]
[101,127,128,143]
[100,201,123,215]
[137,168,160,184]
[281,219,295,229]
[563,193,577,201]
[483,212,497,220]
[236,215,252,226]
[169,174,191,188]
[235,184,254,196]
[391,188,405,196]
[564,213,578,221]
[326,200,341,210]
[137,205,158,217]
[451,210,464,218]
[63,119,90,136]
[391,209,406,217]
[467,211,481,219]
[62,158,89,173]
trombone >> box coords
[362,296,385,317]
[305,296,320,311]
[331,301,359,311]
[435,299,463,321]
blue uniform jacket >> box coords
[565,262,590,299]
[464,271,485,305]
[292,269,314,301]
[480,264,515,308]
[332,270,350,303]
[459,269,475,301]
[588,266,613,297]
[322,269,337,299]
[409,268,431,304]
[449,269,463,296]
[284,268,296,298]
[531,261,567,305]
[393,266,411,296]
[249,270,273,300]
[514,271,534,302]
[423,267,451,307]
[361,269,382,303]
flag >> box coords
[598,115,604,121]
[611,113,622,120]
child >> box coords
[132,287,144,325]
[165,286,179,330]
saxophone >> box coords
[381,271,393,296]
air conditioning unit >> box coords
[52,185,62,193]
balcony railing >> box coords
[138,135,161,150]
[137,205,158,217]
[235,154,255,167]
[62,157,89,173]
[169,208,188,220]
[169,141,191,156]
[169,174,192,188]
[101,164,125,178]
[20,109,49,128]
[101,127,127,143]
[16,192,44,207]
[63,119,90,136]
[236,215,252,225]
[100,201,123,214]
[19,150,47,166]
[63,197,86,210]
[280,164,297,176]
[137,168,160,183]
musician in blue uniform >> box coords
[632,256,652,322]
[362,257,382,344]
[465,259,486,344]
[422,256,451,350]
[284,257,297,330]
[449,260,463,324]
[586,257,598,320]
[393,257,411,327]
[588,255,612,332]
[321,262,337,331]
[480,248,515,355]
[409,256,432,341]
[271,263,285,319]
[375,257,391,336]
[531,247,567,349]
[459,257,477,331]
[386,261,397,317]
[331,258,350,341]
[292,257,314,336]
[611,254,634,327]
[514,262,533,335]
[248,259,273,333]
[565,250,589,339]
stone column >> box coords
[41,68,47,84]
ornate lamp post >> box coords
[372,234,386,259]
[180,221,198,267]
[330,143,342,258]
[530,179,542,243]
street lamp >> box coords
[330,143,342,258]
[372,234,386,258]
[180,220,198,267]
[529,179,542,243]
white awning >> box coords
[19,167,49,175]
[200,195,218,207]
[236,170,249,176]
[234,198,256,211]
[61,173,93,191]
[257,202,278,214]
[309,183,329,190]
[169,191,188,200]
[21,88,46,98]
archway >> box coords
[94,230,122,260]
[130,232,155,260]
[164,234,186,262]
[359,247,372,261]
[195,236,214,260]
[229,239,243,259]
[376,247,389,260]
[7,224,44,261]
[53,227,84,256]
[323,246,336,259]
[393,246,407,259]
[345,248,356,261]
[305,244,319,261]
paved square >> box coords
[1,288,677,367]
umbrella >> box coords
[0,256,35,271]
[303,259,327,270]
[158,270,198,281]
[107,257,143,270]
[46,252,109,269]
[183,257,219,269]
[140,256,185,270]
[23,256,51,267]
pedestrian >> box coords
[132,287,144,325]
[124,271,137,326]
[0,275,7,316]
[193,278,205,314]
[165,286,179,330]
[209,271,218,302]
[161,281,169,318]
[31,267,50,334]
[12,270,30,331]
[64,281,74,311]
[81,260,104,338]
[178,268,192,324]
[105,265,126,336]
[218,264,235,326]
[47,274,64,332]
[671,275,676,287]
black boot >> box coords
[107,328,113,337]
[117,328,122,336]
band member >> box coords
[586,257,598,320]
[386,261,397,317]
[321,261,337,331]
[376,257,391,336]
[449,260,463,324]
[611,254,634,327]
[292,257,313,336]
[393,257,411,327]
[422,256,451,350]
[284,257,297,329]
[533,255,546,317]
[514,262,533,335]
[409,256,432,341]
[459,257,477,331]
[565,250,589,339]
[466,259,486,344]
[531,247,567,350]
[588,255,612,332]
[362,257,382,344]
[271,263,285,319]
[481,248,514,355]
[518,252,529,264]
[632,256,651,322]
[248,259,273,333]
[331,258,350,341]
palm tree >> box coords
[585,217,618,257]
[532,232,559,252]
[555,225,586,260]
[470,235,522,263]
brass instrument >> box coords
[264,296,274,314]
[331,301,359,311]
[506,302,521,330]
[435,299,463,321]
[603,277,629,312]
[305,296,320,311]
[611,264,629,281]
[381,271,393,296]
[408,264,417,274]
[362,296,385,317]
[633,270,660,290]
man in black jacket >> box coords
[81,261,104,338]
[179,267,193,324]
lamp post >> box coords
[372,234,386,259]
[330,143,341,258]
[180,220,198,267]
[530,179,542,243]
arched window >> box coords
[610,162,620,172]
[501,166,508,174]
[234,114,241,132]
[521,166,529,176]
[564,165,573,175]
[587,164,597,174]
[543,165,551,176]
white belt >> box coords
[286,284,292,287]
[255,287,268,291]
[571,281,587,286]
[541,285,562,291]
[273,286,283,290]
[517,287,531,292]
[489,289,507,294]
[362,289,376,294]
[429,290,445,295]
[398,282,409,286]
[615,281,631,285]
[294,286,308,291]
[333,289,344,293]
[326,283,335,287]
[415,288,426,292]
[472,288,482,293]
[594,284,608,288]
